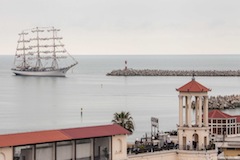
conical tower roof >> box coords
[176,77,211,92]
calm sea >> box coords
[1,55,240,142]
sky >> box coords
[1,0,240,55]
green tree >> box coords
[112,111,135,133]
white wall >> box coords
[0,147,13,160]
[177,150,218,160]
[112,135,128,160]
[128,150,218,160]
[128,150,177,160]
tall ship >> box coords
[12,27,78,77]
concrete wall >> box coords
[178,127,209,150]
[128,150,218,160]
[223,148,240,156]
[128,150,177,160]
[0,147,13,160]
[112,135,128,160]
[177,150,218,160]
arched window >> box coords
[0,153,5,160]
[116,139,122,153]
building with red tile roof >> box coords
[208,110,240,136]
[0,124,130,160]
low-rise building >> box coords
[208,109,240,138]
[0,124,130,160]
[208,110,240,158]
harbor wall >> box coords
[107,69,240,76]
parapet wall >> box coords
[128,150,218,160]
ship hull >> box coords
[12,68,70,77]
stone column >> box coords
[178,132,183,150]
[72,140,76,160]
[210,120,213,135]
[32,145,36,160]
[198,136,204,150]
[179,95,183,127]
[187,135,193,150]
[185,96,188,126]
[195,96,198,125]
[187,96,192,127]
[198,96,202,127]
[203,96,208,127]
[53,142,56,160]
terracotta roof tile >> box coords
[235,116,240,123]
[0,130,69,147]
[61,123,130,139]
[208,110,231,119]
[208,110,240,123]
[0,124,130,147]
[177,79,210,92]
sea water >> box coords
[1,55,240,142]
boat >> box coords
[11,27,78,77]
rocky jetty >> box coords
[107,69,240,76]
[208,95,240,109]
[192,95,240,110]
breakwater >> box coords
[107,69,240,76]
[191,95,240,110]
[208,95,240,110]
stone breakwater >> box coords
[106,69,240,76]
[208,95,240,109]
[192,95,240,110]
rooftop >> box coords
[0,123,130,147]
[177,78,211,92]
[209,109,240,122]
[208,110,232,119]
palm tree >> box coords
[112,111,135,133]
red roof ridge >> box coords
[0,129,59,137]
[177,79,211,92]
[209,110,231,118]
[209,110,240,123]
[0,123,130,147]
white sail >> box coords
[12,27,78,77]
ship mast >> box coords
[17,31,29,69]
[48,27,60,69]
[32,27,44,69]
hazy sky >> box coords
[1,0,240,55]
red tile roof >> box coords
[0,130,69,147]
[208,110,240,123]
[0,124,130,147]
[61,123,130,139]
[208,110,231,119]
[236,116,240,123]
[177,79,211,92]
